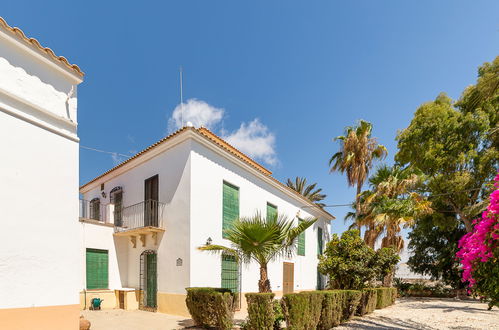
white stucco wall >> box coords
[189,140,331,294]
[81,139,192,294]
[0,33,82,309]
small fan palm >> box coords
[286,177,327,207]
[198,213,316,293]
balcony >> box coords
[114,200,166,239]
[79,199,110,224]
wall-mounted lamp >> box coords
[206,237,212,245]
[176,258,183,266]
[101,191,107,198]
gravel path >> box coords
[83,297,498,329]
[337,297,499,330]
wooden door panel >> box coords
[283,262,294,295]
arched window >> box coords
[90,198,100,220]
[110,187,123,226]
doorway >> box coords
[283,262,294,295]
[144,175,159,227]
[140,250,157,311]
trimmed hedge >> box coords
[245,293,275,330]
[281,292,324,330]
[356,288,378,316]
[374,287,397,309]
[316,291,344,329]
[185,287,234,329]
[282,290,362,330]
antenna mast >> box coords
[180,66,184,127]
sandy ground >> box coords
[338,297,499,330]
[83,298,499,330]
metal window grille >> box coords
[221,254,241,309]
[139,250,157,312]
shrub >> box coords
[281,292,323,330]
[356,288,377,316]
[245,293,275,330]
[185,287,234,329]
[316,291,343,330]
[341,290,362,321]
[272,299,285,329]
[318,230,400,290]
[374,287,397,309]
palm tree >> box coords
[329,120,387,219]
[286,177,327,207]
[359,165,432,286]
[198,213,316,293]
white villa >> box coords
[79,126,335,316]
[0,17,84,329]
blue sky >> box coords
[4,1,499,236]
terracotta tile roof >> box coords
[79,126,334,219]
[0,17,84,77]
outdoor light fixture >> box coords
[176,258,183,266]
[206,237,212,245]
[101,191,107,198]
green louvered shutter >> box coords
[223,182,239,238]
[221,254,239,294]
[317,227,324,256]
[266,203,277,222]
[298,219,306,256]
[86,249,108,289]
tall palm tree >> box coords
[329,120,387,219]
[198,213,316,293]
[286,177,327,207]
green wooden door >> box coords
[86,249,108,289]
[146,253,157,308]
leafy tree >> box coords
[198,213,316,293]
[396,85,498,232]
[329,120,387,219]
[407,214,466,289]
[286,177,326,207]
[318,230,400,289]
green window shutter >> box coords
[221,254,239,294]
[86,249,109,289]
[223,182,239,238]
[317,227,323,255]
[297,218,306,256]
[266,203,277,222]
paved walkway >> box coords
[83,298,499,329]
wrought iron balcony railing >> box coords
[79,199,108,223]
[114,200,166,233]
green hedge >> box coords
[245,293,275,330]
[185,287,234,329]
[316,291,344,329]
[340,290,362,321]
[356,288,378,316]
[281,292,323,330]
[374,287,397,309]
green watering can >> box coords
[90,298,103,310]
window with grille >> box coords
[89,198,100,220]
[223,181,239,238]
[317,227,324,255]
[110,187,123,226]
[266,202,277,222]
[86,248,108,289]
[297,218,305,256]
[221,254,239,294]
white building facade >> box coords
[79,127,334,316]
[0,17,84,329]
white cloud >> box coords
[168,98,224,131]
[223,119,277,166]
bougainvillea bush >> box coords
[456,171,499,309]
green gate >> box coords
[140,250,157,311]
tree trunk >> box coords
[462,217,473,233]
[355,184,362,219]
[258,264,271,293]
[383,271,394,287]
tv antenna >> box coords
[179,66,184,127]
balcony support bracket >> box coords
[152,232,158,245]
[139,234,146,247]
[130,236,137,248]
